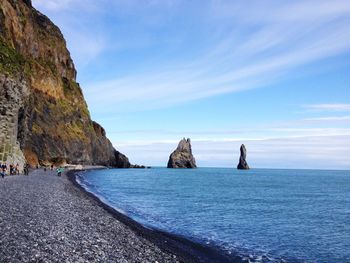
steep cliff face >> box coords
[0,74,28,170]
[0,0,130,167]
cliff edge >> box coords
[0,0,130,168]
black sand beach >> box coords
[0,169,238,263]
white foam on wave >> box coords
[75,172,129,216]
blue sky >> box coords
[32,0,350,169]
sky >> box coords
[32,0,350,169]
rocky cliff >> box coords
[167,138,197,168]
[0,0,130,168]
[237,144,249,170]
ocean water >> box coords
[77,168,350,262]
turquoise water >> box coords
[77,168,350,262]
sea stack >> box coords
[167,138,197,168]
[237,144,250,170]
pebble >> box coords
[0,170,180,262]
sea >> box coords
[76,168,350,263]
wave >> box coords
[75,170,297,263]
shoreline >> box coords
[67,169,242,263]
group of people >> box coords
[0,163,31,178]
[0,162,65,178]
[0,163,22,178]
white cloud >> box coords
[32,0,107,65]
[28,0,350,170]
[109,119,350,169]
[303,116,350,123]
[65,32,106,68]
[82,0,350,112]
[304,104,350,112]
[114,135,350,170]
[33,0,75,11]
[32,0,350,112]
[107,112,350,169]
[32,0,98,12]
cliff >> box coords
[167,138,197,168]
[0,0,130,168]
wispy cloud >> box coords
[303,116,350,123]
[32,0,107,66]
[32,0,350,112]
[33,0,77,11]
[115,135,350,169]
[32,0,99,12]
[79,0,350,112]
[65,32,107,67]
[106,126,350,140]
[104,111,350,169]
[107,115,350,169]
[32,0,70,11]
[304,104,350,112]
[29,1,350,170]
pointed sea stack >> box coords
[167,138,197,168]
[237,144,250,170]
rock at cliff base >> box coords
[167,138,197,168]
[114,150,131,168]
[237,144,250,170]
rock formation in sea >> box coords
[0,0,130,168]
[237,144,250,170]
[167,138,197,168]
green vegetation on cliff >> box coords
[0,41,25,76]
[0,40,59,78]
[0,0,131,167]
[0,38,93,147]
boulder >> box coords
[167,138,197,168]
[237,144,250,170]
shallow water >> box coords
[77,168,350,262]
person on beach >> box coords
[24,163,29,176]
[15,163,20,175]
[57,167,63,177]
[0,163,4,178]
[1,164,6,177]
[11,164,15,175]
